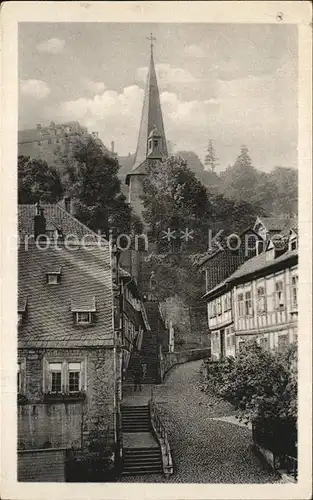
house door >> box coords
[220,329,225,359]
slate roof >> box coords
[18,243,114,348]
[255,217,292,233]
[18,203,108,244]
[227,248,298,282]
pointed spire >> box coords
[132,34,168,171]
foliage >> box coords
[143,252,203,305]
[204,139,219,173]
[206,341,297,427]
[18,155,64,204]
[140,154,263,303]
[176,150,221,191]
[219,145,298,217]
[53,135,142,235]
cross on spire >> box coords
[147,32,156,53]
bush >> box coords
[205,341,297,428]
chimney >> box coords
[111,141,115,154]
[34,203,46,239]
[64,196,72,214]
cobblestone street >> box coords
[119,360,278,483]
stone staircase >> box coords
[121,405,151,433]
[122,447,163,476]
[121,405,163,476]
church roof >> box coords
[131,44,167,174]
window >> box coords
[275,280,285,309]
[291,275,298,309]
[153,140,158,147]
[76,312,92,324]
[17,363,21,393]
[245,290,253,316]
[18,298,27,325]
[46,229,57,240]
[47,274,58,285]
[68,363,81,392]
[257,286,266,314]
[277,335,288,353]
[259,336,269,350]
[291,239,297,250]
[149,139,152,149]
[216,297,222,315]
[223,293,231,311]
[49,363,62,393]
[45,361,84,394]
[46,267,61,284]
[238,293,244,317]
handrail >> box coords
[148,394,173,478]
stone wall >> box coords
[18,347,117,453]
[18,403,83,450]
[18,448,67,482]
[160,348,211,381]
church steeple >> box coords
[131,33,168,172]
[125,35,168,218]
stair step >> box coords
[124,449,160,454]
[122,429,151,431]
[123,465,163,473]
[123,459,162,466]
[123,453,161,459]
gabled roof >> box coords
[197,227,261,268]
[18,203,108,244]
[254,216,292,233]
[130,46,167,174]
[18,243,114,348]
[227,248,297,282]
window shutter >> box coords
[62,361,67,392]
[43,358,49,392]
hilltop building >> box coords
[18,121,111,168]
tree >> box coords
[220,145,261,204]
[142,155,215,253]
[269,167,298,217]
[18,155,64,204]
[54,135,142,236]
[204,140,219,173]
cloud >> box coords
[20,79,51,100]
[82,78,106,93]
[42,61,296,170]
[46,85,144,153]
[37,38,65,54]
[137,63,197,87]
[184,44,207,58]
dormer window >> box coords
[76,312,92,324]
[71,297,96,326]
[18,297,27,326]
[46,267,61,285]
[291,240,297,250]
[46,221,60,241]
[154,140,158,147]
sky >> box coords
[19,23,298,171]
